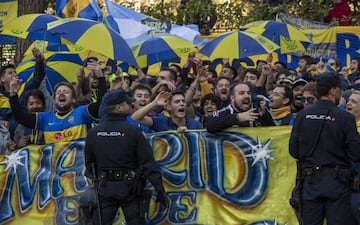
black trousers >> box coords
[301,171,354,225]
[92,180,144,225]
[351,191,360,225]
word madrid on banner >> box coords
[0,127,296,225]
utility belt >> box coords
[302,165,351,184]
[98,169,137,182]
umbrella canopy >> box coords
[131,35,196,67]
[0,14,61,42]
[243,20,310,42]
[198,31,279,60]
[243,20,310,53]
[23,41,110,65]
[47,18,138,66]
[17,54,83,95]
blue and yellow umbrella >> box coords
[243,20,310,53]
[0,13,61,42]
[22,41,110,66]
[17,53,84,95]
[46,18,137,66]
[131,35,196,67]
[199,31,279,60]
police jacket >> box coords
[289,100,360,169]
[204,104,275,133]
[84,113,164,192]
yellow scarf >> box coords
[270,106,291,120]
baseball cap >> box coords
[316,72,341,88]
[280,76,295,85]
[105,90,135,106]
[292,78,308,90]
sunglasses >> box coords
[300,96,315,104]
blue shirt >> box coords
[151,115,203,132]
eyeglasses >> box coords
[329,63,336,66]
[300,96,315,104]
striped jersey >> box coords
[36,105,95,144]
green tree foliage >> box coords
[136,0,360,33]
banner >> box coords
[0,0,17,44]
[277,12,333,30]
[0,127,297,225]
[296,28,337,59]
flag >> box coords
[104,0,200,44]
[0,0,17,44]
[55,0,103,21]
[277,12,332,30]
[104,0,154,46]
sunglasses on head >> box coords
[300,96,315,104]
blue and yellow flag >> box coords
[55,0,102,21]
[0,0,17,44]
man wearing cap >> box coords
[85,90,168,225]
[289,72,360,225]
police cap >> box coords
[105,90,135,106]
[316,72,341,88]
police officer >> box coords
[85,90,168,225]
[289,72,360,225]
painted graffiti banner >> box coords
[0,127,297,225]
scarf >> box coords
[270,106,291,120]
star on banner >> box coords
[0,150,25,174]
[245,137,275,169]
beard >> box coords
[233,101,250,112]
[55,101,73,113]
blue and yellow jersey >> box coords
[36,105,95,144]
[0,93,11,119]
[0,84,26,137]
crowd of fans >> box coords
[1,48,360,154]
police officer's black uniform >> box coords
[85,90,167,225]
[289,72,360,225]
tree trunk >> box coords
[15,0,47,64]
